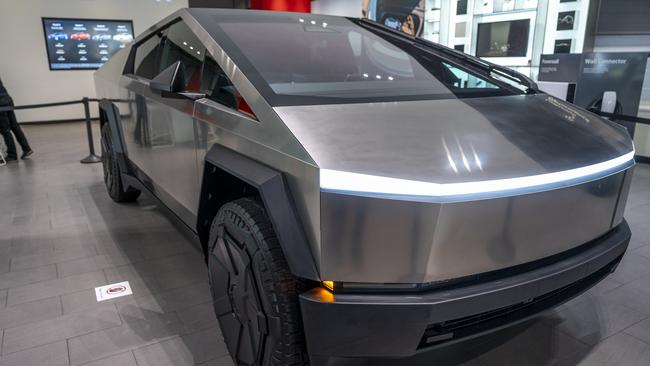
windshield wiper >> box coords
[355,18,538,94]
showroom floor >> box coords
[2,122,650,366]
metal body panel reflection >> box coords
[274,94,632,185]
[321,170,629,283]
[120,79,199,227]
[94,8,635,287]
[93,8,639,362]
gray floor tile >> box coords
[176,302,219,334]
[61,289,101,315]
[0,340,69,366]
[77,351,138,366]
[5,240,54,259]
[629,243,650,261]
[629,222,650,246]
[115,282,212,320]
[10,243,97,271]
[2,304,121,354]
[0,265,57,290]
[102,259,206,297]
[6,270,106,306]
[67,312,184,365]
[138,241,193,260]
[0,296,61,330]
[567,332,650,366]
[624,317,650,344]
[0,258,9,275]
[57,253,134,278]
[607,275,650,316]
[133,327,227,366]
[606,253,650,284]
[553,296,647,345]
[62,280,211,316]
[477,317,589,366]
[0,290,6,309]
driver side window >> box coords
[201,56,256,119]
[158,21,204,92]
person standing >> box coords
[0,77,33,162]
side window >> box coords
[442,63,499,89]
[134,32,163,79]
[201,56,255,118]
[158,21,203,92]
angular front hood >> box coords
[274,94,633,194]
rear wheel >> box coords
[100,123,140,203]
[208,198,309,365]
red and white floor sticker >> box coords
[95,281,133,302]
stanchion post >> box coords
[80,97,101,164]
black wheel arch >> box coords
[98,99,137,190]
[198,145,320,281]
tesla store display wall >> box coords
[0,0,186,123]
[42,18,134,70]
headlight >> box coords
[320,151,634,199]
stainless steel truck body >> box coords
[95,8,634,365]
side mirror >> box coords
[150,61,185,94]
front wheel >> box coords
[208,198,309,365]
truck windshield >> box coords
[211,13,525,106]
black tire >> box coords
[208,198,309,366]
[100,123,140,203]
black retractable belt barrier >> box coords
[590,110,650,126]
[0,97,125,164]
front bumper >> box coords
[300,221,630,360]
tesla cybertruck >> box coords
[95,8,635,365]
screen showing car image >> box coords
[476,19,530,58]
[42,18,134,70]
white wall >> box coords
[0,0,187,123]
[311,0,360,17]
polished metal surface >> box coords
[321,170,629,283]
[95,9,323,268]
[95,8,636,285]
[274,94,633,185]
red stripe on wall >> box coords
[250,0,311,12]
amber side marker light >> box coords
[322,281,335,292]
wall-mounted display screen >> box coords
[556,11,575,31]
[554,39,572,54]
[42,18,134,70]
[476,19,530,57]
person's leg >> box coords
[7,110,32,153]
[0,113,18,160]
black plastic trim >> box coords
[299,221,630,359]
[98,99,131,185]
[201,144,319,281]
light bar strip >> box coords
[320,151,634,198]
